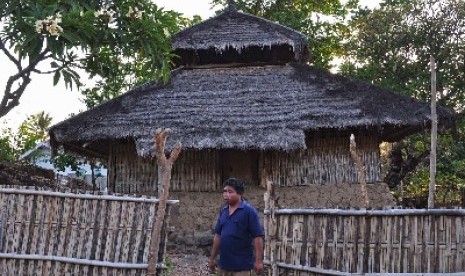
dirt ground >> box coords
[165,250,211,275]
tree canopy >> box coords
[341,0,465,206]
[341,0,465,108]
[0,111,52,161]
[0,0,186,116]
[211,0,358,69]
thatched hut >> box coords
[50,3,454,249]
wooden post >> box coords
[264,173,278,276]
[264,177,270,268]
[349,134,369,208]
[428,56,437,209]
[147,128,182,275]
[89,159,96,191]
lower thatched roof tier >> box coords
[50,63,454,157]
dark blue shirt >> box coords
[214,201,264,271]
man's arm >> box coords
[208,234,221,273]
[253,236,264,274]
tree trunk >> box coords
[461,187,465,208]
[384,143,403,189]
[147,128,181,275]
[384,143,430,197]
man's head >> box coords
[223,178,245,195]
[222,178,245,204]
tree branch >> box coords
[0,39,21,70]
[0,48,50,118]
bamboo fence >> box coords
[263,207,465,275]
[0,185,178,276]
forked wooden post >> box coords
[349,134,369,208]
[147,128,182,275]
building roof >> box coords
[49,63,454,157]
[19,141,51,161]
[171,4,309,62]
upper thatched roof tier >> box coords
[50,63,454,158]
[171,5,309,66]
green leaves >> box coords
[0,127,18,162]
[211,0,357,69]
[0,111,55,161]
[342,0,465,108]
[1,0,192,118]
[341,0,465,206]
[52,152,80,172]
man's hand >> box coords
[209,234,221,274]
[254,260,264,275]
[253,236,264,274]
[208,258,217,274]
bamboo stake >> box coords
[147,128,182,275]
[349,134,369,208]
[428,55,437,209]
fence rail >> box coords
[0,185,177,275]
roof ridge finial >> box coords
[227,0,236,11]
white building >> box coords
[19,141,107,191]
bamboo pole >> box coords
[147,128,182,275]
[264,208,465,216]
[0,188,178,204]
[349,134,369,208]
[428,56,437,209]
[0,253,148,269]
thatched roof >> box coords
[49,63,454,158]
[171,4,309,63]
[0,161,56,188]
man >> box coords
[208,178,264,275]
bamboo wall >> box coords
[108,141,158,193]
[170,149,220,192]
[264,208,465,275]
[0,185,177,276]
[261,134,380,187]
[108,135,381,193]
[109,142,220,193]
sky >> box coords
[0,0,379,131]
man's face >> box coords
[223,185,241,204]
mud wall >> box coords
[168,183,395,252]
